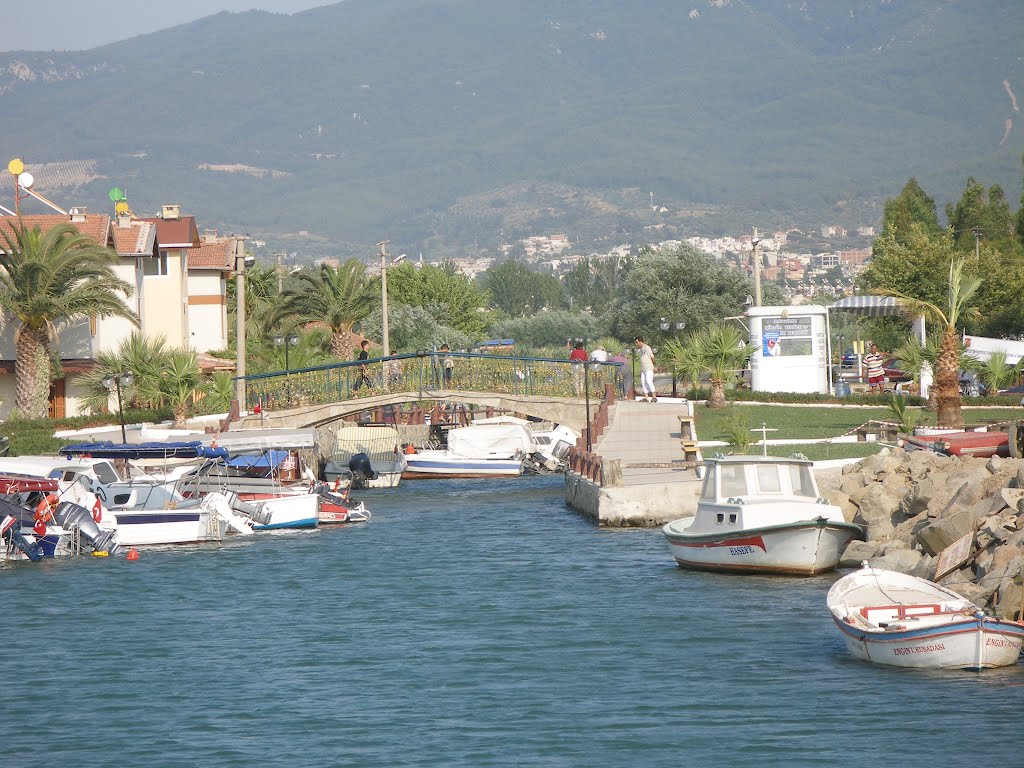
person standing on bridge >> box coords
[569,340,588,395]
[440,344,454,388]
[635,336,657,402]
[354,339,372,391]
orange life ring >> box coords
[92,498,103,523]
[34,494,57,523]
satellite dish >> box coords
[115,201,130,215]
[7,158,24,176]
[17,172,34,189]
[108,187,126,202]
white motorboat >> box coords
[662,454,862,575]
[323,424,406,488]
[827,563,1024,670]
[403,422,530,479]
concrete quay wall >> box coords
[564,471,700,528]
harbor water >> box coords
[3,475,1021,767]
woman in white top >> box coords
[634,336,657,402]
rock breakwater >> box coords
[821,448,1024,620]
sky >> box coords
[7,1,332,52]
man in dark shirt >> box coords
[354,340,371,390]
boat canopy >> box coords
[58,441,229,460]
[226,449,290,469]
[201,428,317,452]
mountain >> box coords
[2,0,1023,260]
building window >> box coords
[144,250,169,277]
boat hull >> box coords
[831,614,1024,670]
[250,493,319,530]
[402,453,523,479]
[111,508,227,546]
[663,517,860,576]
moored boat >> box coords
[662,454,862,575]
[402,449,524,479]
[827,563,1024,669]
[897,429,1008,458]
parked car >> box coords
[840,348,857,366]
[881,358,912,384]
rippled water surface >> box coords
[4,475,1022,767]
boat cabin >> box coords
[700,455,821,506]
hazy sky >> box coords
[7,1,332,52]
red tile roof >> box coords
[0,213,114,249]
[111,219,157,256]
[141,215,201,249]
[189,236,234,271]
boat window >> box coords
[789,465,817,498]
[755,464,782,494]
[699,465,717,501]
[728,514,737,523]
[716,513,724,523]
[719,464,748,497]
[93,462,120,485]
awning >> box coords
[829,296,905,317]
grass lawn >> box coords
[690,402,1024,461]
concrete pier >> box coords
[564,398,703,527]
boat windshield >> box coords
[789,464,817,498]
[719,463,748,497]
[699,464,717,501]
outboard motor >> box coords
[52,501,120,554]
[348,453,378,489]
[225,491,272,527]
[1,513,43,561]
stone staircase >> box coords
[592,399,702,486]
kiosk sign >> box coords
[760,317,812,356]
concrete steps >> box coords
[594,399,695,465]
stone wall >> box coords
[820,449,1024,620]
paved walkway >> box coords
[593,397,702,488]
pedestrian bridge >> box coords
[236,351,629,431]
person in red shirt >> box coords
[569,340,588,395]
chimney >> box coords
[69,207,87,223]
[161,204,181,220]
[117,213,132,228]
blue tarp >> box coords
[59,441,229,461]
[225,449,289,469]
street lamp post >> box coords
[972,227,983,261]
[233,238,254,411]
[103,372,134,443]
[274,334,300,375]
[659,317,686,397]
[377,240,407,359]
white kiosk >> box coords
[747,305,829,394]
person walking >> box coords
[440,344,454,388]
[569,339,588,395]
[354,339,372,390]
[862,342,885,395]
[635,336,657,402]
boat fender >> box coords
[405,443,416,455]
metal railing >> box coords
[238,352,628,412]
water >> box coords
[3,476,1021,767]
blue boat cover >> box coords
[58,441,229,460]
[226,449,289,469]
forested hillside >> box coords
[2,0,1022,258]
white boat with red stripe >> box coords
[662,454,861,576]
[828,563,1024,669]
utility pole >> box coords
[275,251,284,292]
[972,227,983,261]
[234,237,251,409]
[752,227,762,307]
[378,240,391,357]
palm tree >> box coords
[964,350,1024,395]
[878,256,980,427]
[666,323,749,409]
[136,350,208,428]
[0,221,136,418]
[272,261,376,360]
[77,333,172,414]
[663,337,705,396]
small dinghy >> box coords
[827,563,1024,670]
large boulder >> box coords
[823,488,858,523]
[852,484,903,541]
[869,547,924,575]
[839,539,878,568]
[915,509,978,555]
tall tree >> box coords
[665,323,749,409]
[273,260,376,360]
[479,259,562,317]
[878,257,981,428]
[876,178,943,249]
[0,221,136,418]
[384,261,489,336]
